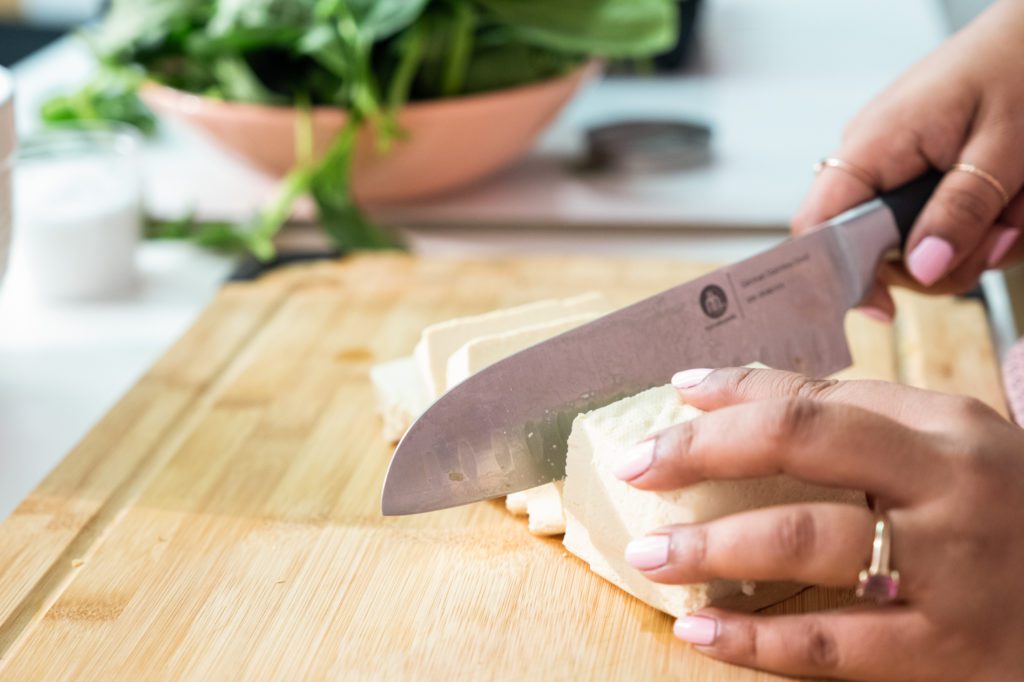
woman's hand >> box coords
[793,0,1024,320]
[617,367,1024,681]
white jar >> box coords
[14,125,143,300]
[0,67,13,286]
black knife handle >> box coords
[878,169,944,251]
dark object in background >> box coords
[0,23,65,67]
[655,0,703,71]
[584,120,712,173]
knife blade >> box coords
[382,171,943,516]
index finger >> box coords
[619,397,943,502]
[671,366,956,431]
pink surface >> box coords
[141,62,600,206]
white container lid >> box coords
[0,66,14,162]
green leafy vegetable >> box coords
[44,0,677,258]
[41,68,157,135]
[474,0,677,57]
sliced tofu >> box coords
[506,483,566,536]
[562,384,866,617]
[525,481,565,536]
[445,312,602,391]
[505,491,530,516]
[369,356,431,444]
[414,292,608,400]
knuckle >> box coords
[794,378,839,401]
[723,366,759,398]
[936,185,994,228]
[946,395,998,425]
[774,509,817,563]
[950,442,1008,496]
[731,618,760,663]
[916,120,963,167]
[763,399,821,446]
[790,621,841,671]
[665,421,698,475]
[688,525,711,575]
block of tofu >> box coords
[369,356,431,443]
[562,385,866,618]
[414,292,608,399]
[445,312,602,390]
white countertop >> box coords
[0,0,952,520]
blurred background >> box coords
[0,0,1014,520]
[0,0,102,66]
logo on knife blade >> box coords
[700,285,728,319]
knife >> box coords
[382,170,944,516]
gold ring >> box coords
[856,514,900,603]
[813,157,878,190]
[949,162,1010,206]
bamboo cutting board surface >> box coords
[0,254,1007,681]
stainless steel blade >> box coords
[382,201,901,515]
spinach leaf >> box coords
[145,212,251,252]
[205,0,317,40]
[310,119,402,250]
[41,68,157,135]
[473,0,678,57]
[346,0,432,42]
[209,55,288,104]
[94,0,211,59]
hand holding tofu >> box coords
[618,366,1024,682]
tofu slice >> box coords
[524,481,565,536]
[445,312,602,390]
[369,356,431,443]
[562,385,866,617]
[414,292,608,400]
[371,295,607,445]
[505,491,530,516]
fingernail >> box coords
[625,535,670,571]
[672,368,714,389]
[987,228,1021,267]
[858,306,893,324]
[613,439,656,481]
[906,236,954,286]
[674,615,718,646]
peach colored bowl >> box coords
[141,61,600,205]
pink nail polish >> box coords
[625,535,670,570]
[672,368,713,389]
[906,236,954,286]
[858,306,893,324]
[613,439,656,481]
[987,229,1021,267]
[674,616,718,646]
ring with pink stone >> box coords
[856,514,901,603]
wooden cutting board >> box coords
[0,254,1007,681]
